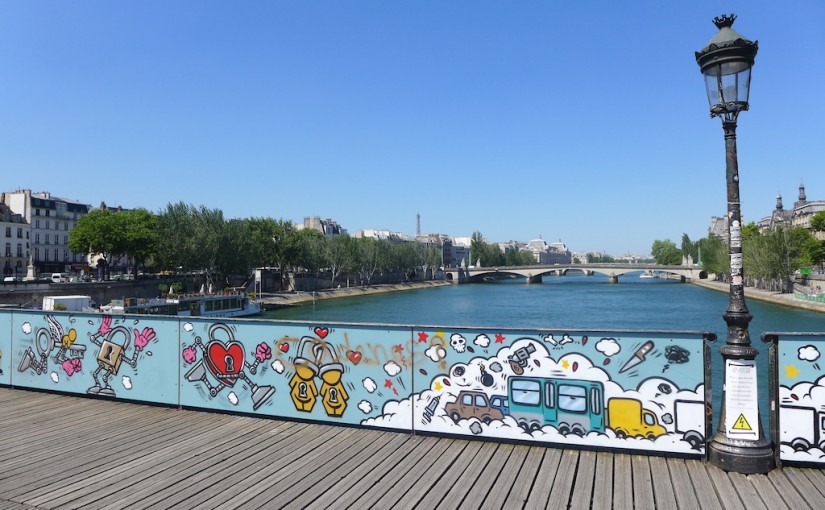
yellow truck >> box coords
[608,397,666,440]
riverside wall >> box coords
[692,278,825,314]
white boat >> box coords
[107,293,262,318]
[639,271,656,279]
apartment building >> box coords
[1,189,91,275]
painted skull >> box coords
[450,334,467,353]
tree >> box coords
[744,226,812,293]
[650,239,681,265]
[68,209,119,278]
[119,209,159,277]
[681,233,697,262]
[811,211,825,232]
[697,235,728,277]
[324,235,355,288]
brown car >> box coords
[445,391,504,425]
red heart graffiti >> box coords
[279,342,289,353]
[205,340,244,387]
[314,327,329,339]
[347,350,362,365]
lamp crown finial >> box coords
[713,14,736,30]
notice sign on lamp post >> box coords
[724,359,759,441]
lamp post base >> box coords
[708,432,774,474]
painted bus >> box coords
[507,377,605,436]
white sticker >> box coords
[725,359,760,440]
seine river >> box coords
[264,274,825,422]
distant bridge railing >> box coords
[1,309,712,459]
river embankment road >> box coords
[257,280,452,309]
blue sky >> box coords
[2,1,823,255]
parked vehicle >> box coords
[42,295,96,312]
[445,391,504,425]
[673,400,706,450]
[508,377,605,436]
[607,397,666,440]
[50,273,69,283]
[781,405,825,452]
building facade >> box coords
[757,184,825,240]
[1,190,91,275]
[0,203,30,279]
[524,238,572,265]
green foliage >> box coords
[469,231,505,267]
[650,239,681,265]
[53,303,68,311]
[680,233,698,261]
[811,211,825,232]
[697,235,729,275]
[586,253,615,263]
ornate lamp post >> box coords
[696,14,774,473]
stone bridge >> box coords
[443,263,708,284]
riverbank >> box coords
[692,278,825,314]
[257,280,452,309]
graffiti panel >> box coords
[10,311,179,404]
[395,329,709,455]
[773,333,825,465]
[0,311,10,385]
[178,318,415,427]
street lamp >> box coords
[696,14,774,473]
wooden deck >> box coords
[1,388,824,509]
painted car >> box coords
[445,391,504,425]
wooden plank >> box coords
[435,443,501,510]
[281,432,422,509]
[166,424,349,510]
[782,467,825,502]
[352,437,457,510]
[62,417,293,509]
[727,472,768,510]
[300,432,416,510]
[611,454,633,510]
[663,458,698,510]
[649,456,678,510]
[745,473,790,510]
[546,449,580,510]
[3,410,189,499]
[631,455,655,510]
[767,469,817,509]
[281,431,409,510]
[32,415,272,508]
[483,444,531,509]
[682,459,720,510]
[569,450,596,510]
[524,447,562,510]
[416,440,487,510]
[590,453,613,510]
[504,446,549,510]
[351,437,449,508]
[702,462,747,510]
[389,439,471,510]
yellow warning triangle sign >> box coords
[732,413,752,431]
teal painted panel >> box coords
[10,311,179,404]
[0,311,11,385]
[178,318,414,427]
[404,328,708,456]
[776,333,825,465]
